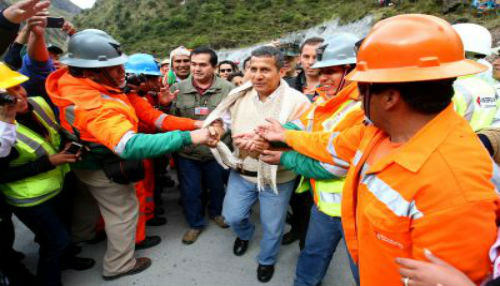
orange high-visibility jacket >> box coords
[46,68,196,152]
[285,104,500,286]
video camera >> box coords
[122,74,148,94]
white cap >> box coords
[169,46,190,63]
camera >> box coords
[0,92,16,105]
[46,17,65,29]
[122,74,148,94]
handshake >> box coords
[232,118,288,165]
[189,119,226,148]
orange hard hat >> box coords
[346,14,487,83]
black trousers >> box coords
[288,190,314,250]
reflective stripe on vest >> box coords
[0,97,67,207]
[309,100,360,217]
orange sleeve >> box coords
[285,123,364,165]
[128,93,196,132]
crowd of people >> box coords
[3,1,500,286]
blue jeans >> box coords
[222,170,294,265]
[177,157,226,229]
[295,205,344,286]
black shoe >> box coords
[257,264,275,283]
[62,257,95,271]
[281,230,299,245]
[103,257,151,281]
[146,216,167,226]
[86,230,107,244]
[69,244,82,256]
[160,175,176,188]
[155,207,165,215]
[233,237,249,256]
[136,236,161,250]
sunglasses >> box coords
[220,69,233,73]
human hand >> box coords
[0,102,18,123]
[26,10,48,36]
[158,88,179,106]
[259,150,282,165]
[194,120,204,129]
[49,144,81,166]
[2,0,50,24]
[255,118,286,142]
[395,249,475,286]
[190,128,220,148]
[233,132,257,151]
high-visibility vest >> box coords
[0,97,69,207]
[294,83,364,217]
[453,75,499,131]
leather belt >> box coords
[235,166,258,177]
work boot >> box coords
[211,216,229,229]
[135,236,161,250]
[146,216,167,226]
[182,229,202,245]
[62,256,95,271]
[102,257,152,281]
[233,237,249,256]
[281,230,299,245]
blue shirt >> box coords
[19,54,55,99]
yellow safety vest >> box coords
[0,97,69,207]
[453,75,499,131]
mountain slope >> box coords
[72,0,499,56]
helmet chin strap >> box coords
[333,67,349,96]
[362,83,373,125]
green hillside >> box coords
[73,0,500,56]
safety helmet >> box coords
[125,53,162,76]
[60,29,128,68]
[452,23,492,57]
[312,33,360,69]
[346,14,487,83]
[160,58,170,66]
[0,62,29,89]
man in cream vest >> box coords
[205,46,310,283]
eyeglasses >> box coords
[220,69,233,73]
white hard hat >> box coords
[452,23,492,57]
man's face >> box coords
[250,56,284,96]
[191,53,215,83]
[95,65,126,89]
[318,66,346,97]
[218,63,233,80]
[493,57,500,81]
[231,75,244,87]
[172,55,190,79]
[284,56,298,77]
[160,64,169,75]
[49,52,62,70]
[300,43,322,77]
[7,85,29,114]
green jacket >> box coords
[171,75,234,161]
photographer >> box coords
[0,63,94,286]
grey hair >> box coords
[251,46,285,70]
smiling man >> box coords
[203,46,310,283]
[170,47,235,245]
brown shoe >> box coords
[212,216,229,229]
[182,229,202,245]
[102,257,152,281]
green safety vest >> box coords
[0,97,70,207]
[453,75,499,131]
[295,99,361,217]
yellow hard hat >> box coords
[0,62,29,89]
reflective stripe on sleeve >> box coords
[319,162,348,178]
[155,114,168,130]
[114,130,137,156]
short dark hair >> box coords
[300,37,324,54]
[190,47,218,67]
[243,56,251,70]
[218,60,239,72]
[251,46,285,70]
[227,71,244,82]
[368,79,456,114]
[68,66,99,78]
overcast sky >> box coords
[70,0,96,9]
